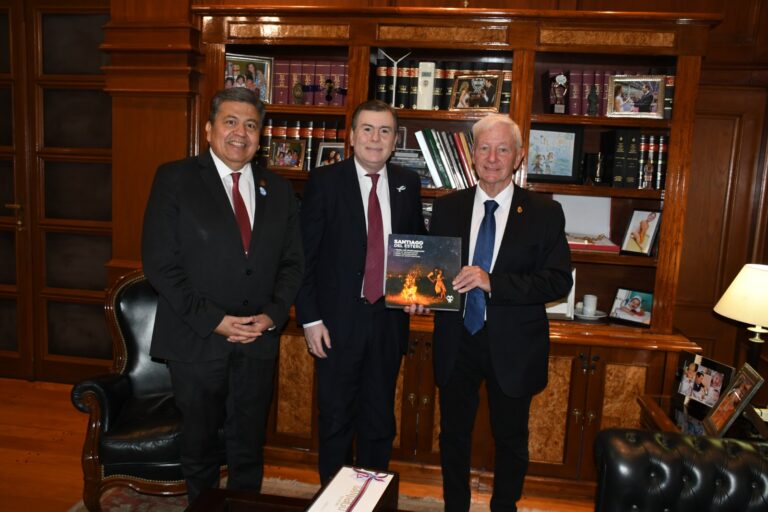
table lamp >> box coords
[714,263,768,345]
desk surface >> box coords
[187,489,311,512]
[187,488,410,512]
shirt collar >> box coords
[475,181,514,208]
[210,148,253,180]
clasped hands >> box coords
[215,313,274,343]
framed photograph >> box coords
[315,142,344,168]
[526,124,583,184]
[224,53,273,104]
[620,209,661,256]
[674,351,734,420]
[704,363,764,437]
[609,288,653,327]
[449,72,503,112]
[606,75,665,119]
[268,139,305,171]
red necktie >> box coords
[231,172,251,254]
[363,173,384,303]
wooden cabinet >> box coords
[197,6,714,497]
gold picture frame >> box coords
[448,72,503,112]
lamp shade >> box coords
[713,263,768,328]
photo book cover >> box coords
[385,234,461,311]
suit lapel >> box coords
[249,166,267,257]
[495,185,528,264]
[341,159,367,241]
[387,165,404,231]
[458,188,475,266]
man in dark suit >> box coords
[141,88,304,502]
[428,114,572,511]
[634,83,654,112]
[295,99,425,483]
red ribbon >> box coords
[344,468,388,512]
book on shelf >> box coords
[375,57,388,102]
[622,129,641,188]
[396,63,410,109]
[415,129,453,189]
[300,61,315,105]
[385,234,462,311]
[407,60,419,109]
[289,60,304,105]
[568,69,582,115]
[313,60,331,106]
[655,135,667,190]
[437,130,466,189]
[272,59,290,105]
[600,130,626,187]
[581,70,594,116]
[416,61,436,110]
[330,61,346,106]
[594,70,604,116]
[389,148,435,188]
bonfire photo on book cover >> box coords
[385,234,461,311]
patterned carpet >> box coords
[66,477,556,511]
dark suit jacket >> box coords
[294,158,425,352]
[430,185,572,397]
[142,151,304,363]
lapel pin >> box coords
[517,206,523,214]
[396,185,406,192]
[259,179,267,196]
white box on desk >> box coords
[306,466,399,512]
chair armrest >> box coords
[71,373,131,432]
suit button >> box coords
[245,269,252,276]
[242,300,249,306]
[357,271,363,276]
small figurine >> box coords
[587,84,599,116]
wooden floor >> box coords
[0,377,592,511]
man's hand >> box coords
[404,304,430,315]
[303,323,331,358]
[215,314,273,344]
[452,265,491,294]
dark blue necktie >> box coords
[464,200,498,335]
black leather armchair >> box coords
[71,269,225,511]
[594,428,768,511]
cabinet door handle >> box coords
[4,203,23,230]
[408,393,416,406]
[571,408,582,423]
[421,395,430,407]
[586,411,597,426]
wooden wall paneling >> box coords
[674,85,767,365]
[103,0,201,281]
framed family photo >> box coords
[268,139,305,171]
[675,351,734,420]
[606,75,665,119]
[224,53,273,104]
[620,209,661,256]
[449,72,503,112]
[704,363,764,437]
[526,124,582,184]
[315,142,344,168]
[609,288,653,327]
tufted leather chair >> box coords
[594,428,768,511]
[71,269,226,511]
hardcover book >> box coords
[306,466,399,512]
[385,234,461,311]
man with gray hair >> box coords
[428,113,572,511]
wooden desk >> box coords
[187,489,311,512]
[187,488,410,511]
